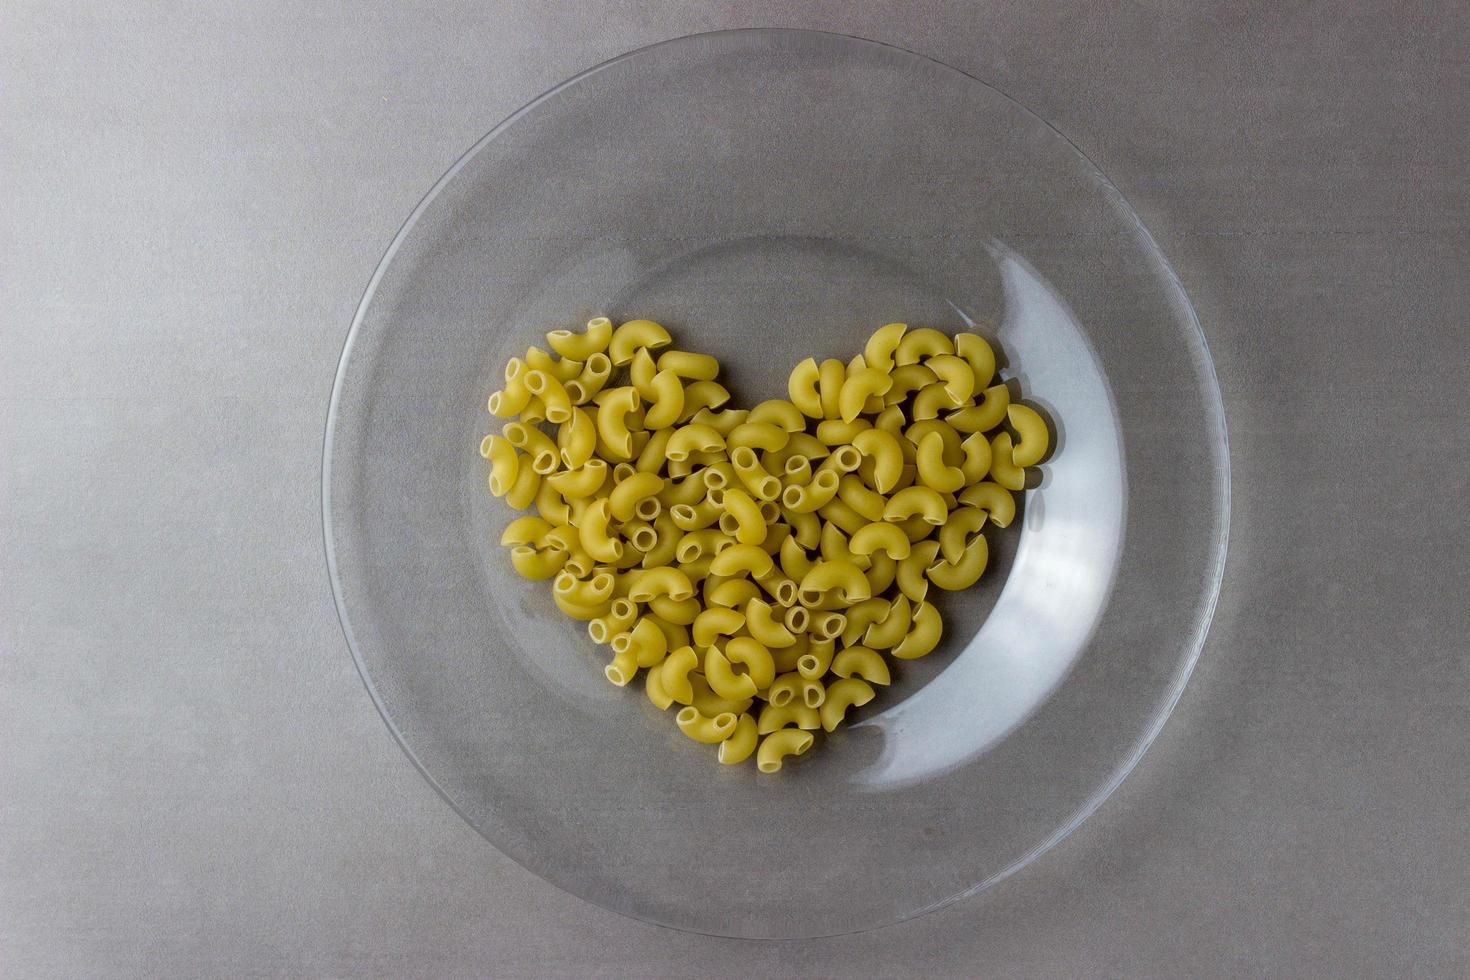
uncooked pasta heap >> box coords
[479,318,1050,773]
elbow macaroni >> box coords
[481,317,1050,771]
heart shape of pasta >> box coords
[481,318,1049,772]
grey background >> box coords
[3,1,1466,976]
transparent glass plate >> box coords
[324,29,1228,938]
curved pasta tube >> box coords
[546,459,608,499]
[756,729,814,773]
[834,475,885,524]
[500,515,555,547]
[906,418,964,464]
[912,382,964,421]
[915,431,966,493]
[831,645,892,686]
[989,431,1027,491]
[958,481,1016,528]
[718,487,766,546]
[608,471,664,521]
[607,319,671,366]
[626,566,695,602]
[505,462,541,509]
[799,560,871,602]
[863,322,907,371]
[657,349,720,382]
[577,499,622,563]
[666,423,725,462]
[851,428,904,493]
[727,421,790,453]
[746,398,805,432]
[688,673,752,716]
[891,600,942,660]
[593,387,641,459]
[817,497,869,537]
[644,658,674,709]
[924,353,976,405]
[763,431,830,472]
[677,381,732,421]
[587,598,638,644]
[705,576,760,610]
[632,427,672,475]
[765,671,804,707]
[816,359,846,420]
[557,407,597,468]
[818,522,867,569]
[534,478,571,525]
[819,677,876,732]
[723,636,775,691]
[838,368,893,423]
[676,706,738,744]
[809,612,847,642]
[502,422,559,475]
[554,569,616,607]
[848,521,912,560]
[839,597,891,646]
[486,378,533,418]
[669,497,721,532]
[686,407,745,437]
[864,551,897,596]
[626,617,669,668]
[884,485,948,525]
[939,506,988,564]
[797,636,837,680]
[896,540,941,603]
[552,586,612,622]
[777,536,816,582]
[604,645,638,687]
[928,532,989,591]
[509,545,565,580]
[642,369,686,429]
[705,646,759,700]
[691,606,745,647]
[959,431,993,485]
[757,701,821,735]
[567,352,613,404]
[629,347,658,401]
[745,598,796,648]
[659,646,699,704]
[782,507,820,551]
[895,327,953,366]
[482,435,520,497]
[863,594,912,650]
[787,357,822,418]
[546,316,613,360]
[648,615,691,655]
[1006,403,1050,467]
[814,419,870,447]
[709,542,775,578]
[522,370,572,424]
[781,469,839,513]
[524,345,583,383]
[717,713,759,764]
[675,529,731,565]
[947,383,1010,433]
[883,364,939,409]
[728,447,779,501]
[954,332,997,389]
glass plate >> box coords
[324,29,1228,938]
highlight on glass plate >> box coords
[479,317,1050,772]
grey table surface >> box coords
[3,2,1467,977]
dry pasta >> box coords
[480,318,1050,772]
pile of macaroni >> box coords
[480,318,1048,772]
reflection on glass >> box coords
[853,244,1127,788]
